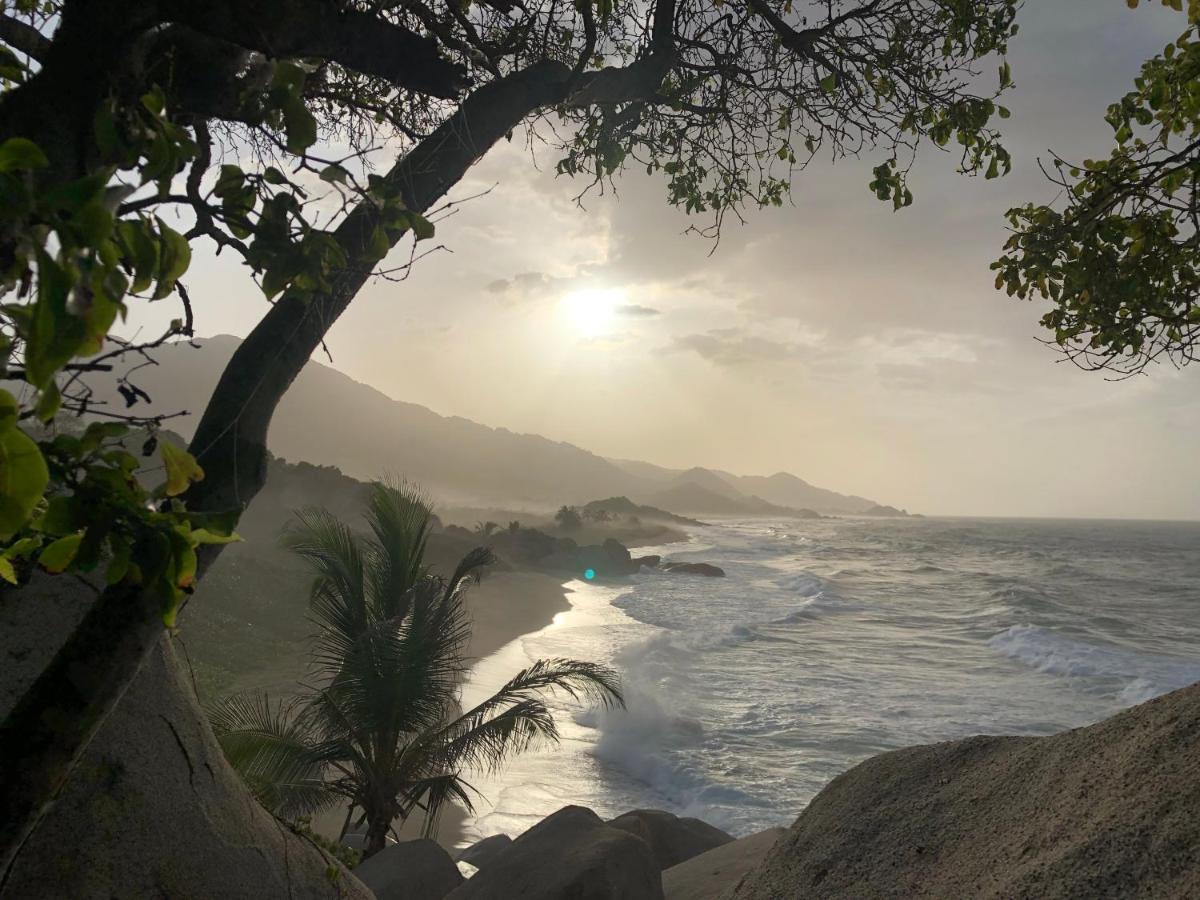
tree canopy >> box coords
[0,0,1020,876]
[994,0,1200,376]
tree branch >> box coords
[159,0,469,100]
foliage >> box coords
[994,1,1200,375]
[554,505,583,531]
[210,481,622,857]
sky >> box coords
[137,2,1200,520]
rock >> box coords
[662,561,726,577]
[455,833,513,870]
[602,538,632,564]
[608,808,734,870]
[732,681,1200,899]
[446,805,663,900]
[662,827,786,900]
[633,555,661,569]
[0,574,371,899]
[353,838,464,900]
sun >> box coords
[560,288,623,338]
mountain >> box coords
[716,471,876,515]
[608,460,877,515]
[93,336,647,506]
[91,335,889,514]
[645,483,819,519]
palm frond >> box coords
[431,698,560,775]
[283,507,370,678]
[365,480,434,620]
[441,545,497,608]
[208,691,337,819]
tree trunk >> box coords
[0,580,164,879]
[0,59,573,878]
[364,815,391,860]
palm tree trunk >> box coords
[364,815,391,859]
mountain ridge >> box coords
[94,335,885,514]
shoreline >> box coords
[417,570,575,850]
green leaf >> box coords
[0,556,15,584]
[0,418,49,542]
[39,532,82,573]
[282,96,318,154]
[409,212,435,242]
[24,250,83,389]
[153,222,192,299]
[159,440,204,497]
[819,73,839,93]
[0,137,48,173]
[0,389,17,432]
[38,496,82,536]
[319,164,351,184]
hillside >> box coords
[645,483,819,519]
[90,335,887,514]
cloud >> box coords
[670,328,805,366]
[615,303,661,317]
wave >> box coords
[987,624,1200,703]
[579,644,759,829]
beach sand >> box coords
[418,570,571,849]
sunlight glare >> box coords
[560,288,623,338]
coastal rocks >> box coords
[731,681,1200,899]
[0,574,371,899]
[633,554,661,569]
[455,833,513,870]
[662,827,786,900]
[446,805,663,900]
[607,808,734,870]
[353,838,463,900]
[662,561,726,577]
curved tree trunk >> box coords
[0,60,574,878]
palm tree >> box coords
[210,481,623,858]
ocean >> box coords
[458,517,1200,842]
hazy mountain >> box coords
[608,461,877,514]
[666,467,747,500]
[715,471,876,515]
[646,483,817,519]
[93,336,885,514]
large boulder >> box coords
[607,808,734,870]
[446,805,663,900]
[662,827,786,900]
[732,681,1200,899]
[662,561,726,577]
[353,838,463,900]
[0,575,371,900]
[454,833,513,870]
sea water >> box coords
[457,517,1200,841]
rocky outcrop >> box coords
[455,833,513,871]
[632,555,661,569]
[446,805,663,900]
[662,827,786,900]
[662,561,726,577]
[607,808,733,870]
[732,681,1200,899]
[353,838,463,900]
[0,574,371,899]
